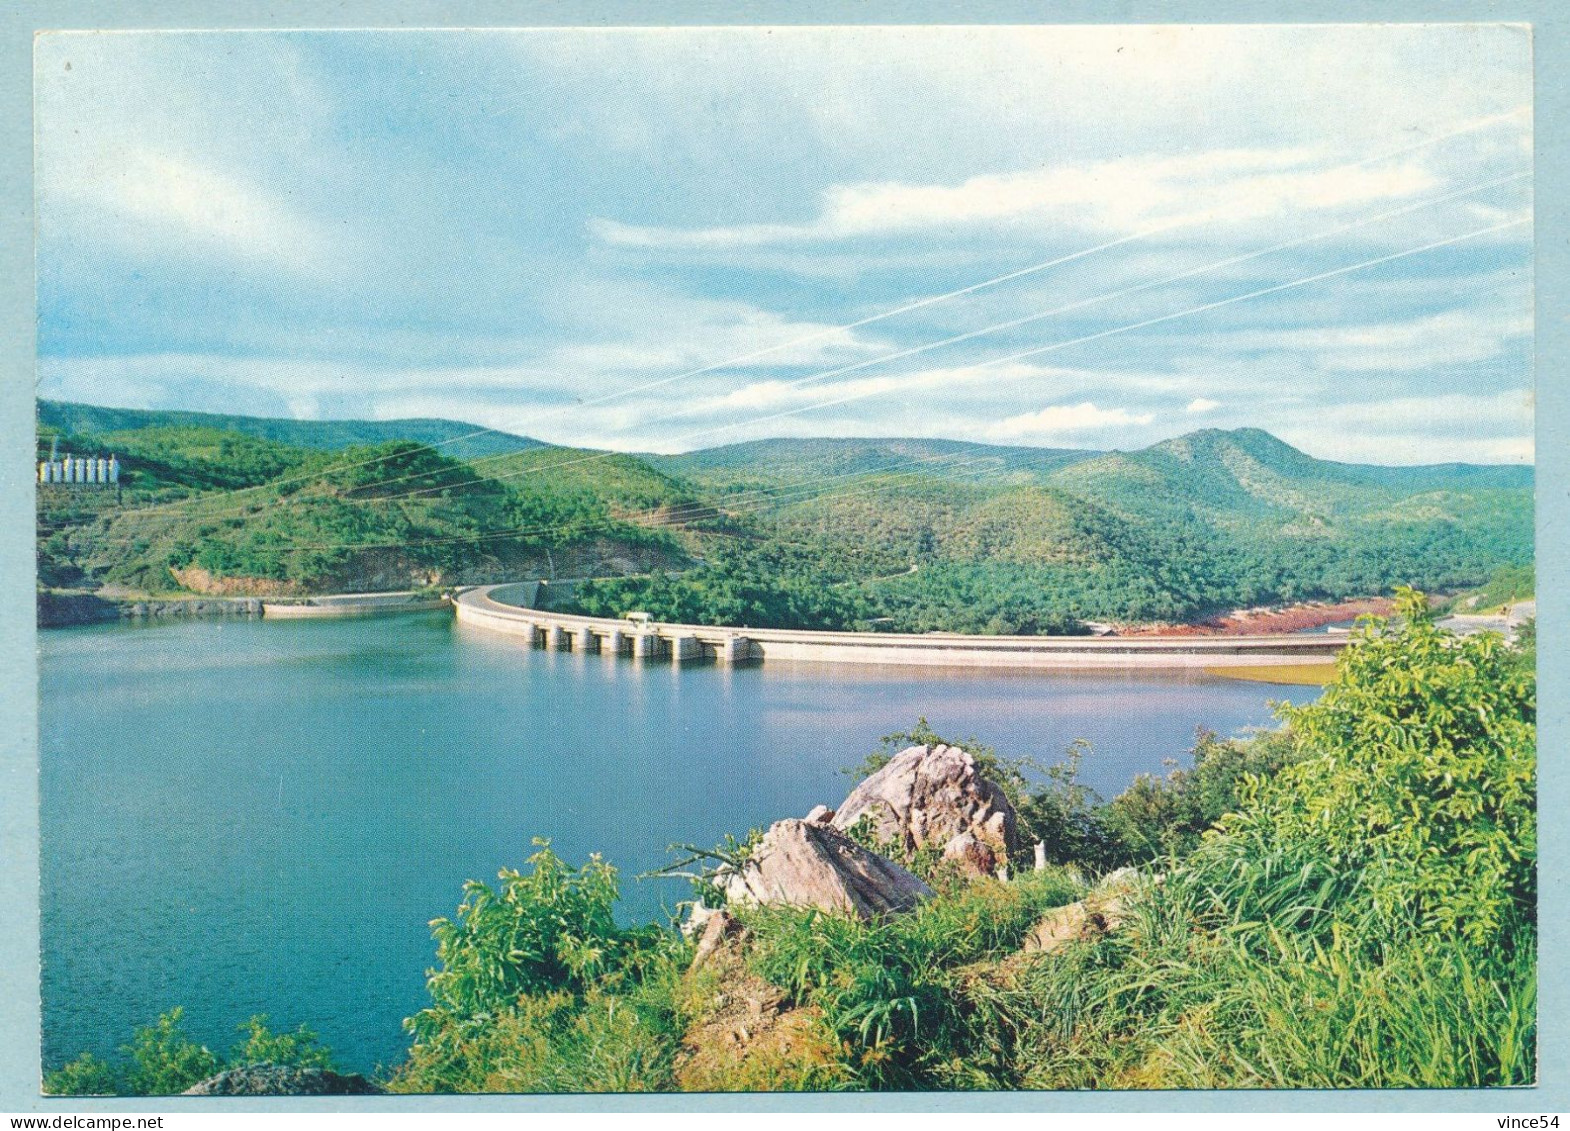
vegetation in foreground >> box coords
[49,589,1535,1093]
[44,1011,337,1096]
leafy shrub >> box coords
[411,840,656,1036]
[1101,727,1305,863]
[742,869,1081,1088]
[1197,587,1535,947]
[396,839,685,1093]
[44,1009,336,1096]
[230,1014,335,1071]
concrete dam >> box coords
[452,584,1349,672]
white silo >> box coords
[96,457,108,483]
[108,455,120,483]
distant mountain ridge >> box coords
[647,436,1100,484]
[39,400,1533,488]
[36,399,549,460]
[36,400,1533,625]
[655,427,1533,498]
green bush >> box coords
[742,869,1081,1088]
[44,1009,336,1096]
[1102,727,1305,863]
[412,840,645,1032]
[396,839,685,1093]
[1199,587,1535,946]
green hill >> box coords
[35,401,1533,627]
[37,430,683,595]
[38,399,548,460]
[1050,428,1533,530]
[473,447,709,519]
[648,436,1098,490]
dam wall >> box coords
[453,584,1348,671]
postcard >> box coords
[13,18,1543,1112]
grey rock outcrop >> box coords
[690,907,747,971]
[1023,867,1141,955]
[941,831,998,878]
[831,744,1017,856]
[718,818,932,919]
[183,1064,381,1095]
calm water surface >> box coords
[40,613,1319,1074]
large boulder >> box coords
[831,744,1017,856]
[718,818,932,919]
[182,1064,382,1095]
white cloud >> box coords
[1191,307,1531,374]
[35,33,344,274]
[44,146,335,270]
[1186,398,1221,414]
[988,403,1157,441]
[594,151,1440,250]
[1271,390,1533,464]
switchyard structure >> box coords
[37,437,120,486]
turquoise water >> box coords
[39,613,1318,1075]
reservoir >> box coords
[39,613,1320,1076]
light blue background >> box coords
[2,1,1564,1115]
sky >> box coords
[33,25,1533,464]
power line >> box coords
[52,215,1525,557]
[353,177,1530,508]
[66,166,1528,533]
[60,106,1529,527]
[718,217,1529,437]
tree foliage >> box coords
[1203,587,1535,946]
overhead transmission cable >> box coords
[67,165,1530,535]
[73,215,1525,555]
[75,106,1529,526]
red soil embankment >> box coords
[1122,597,1394,637]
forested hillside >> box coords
[38,399,547,460]
[37,423,683,595]
[37,402,1533,627]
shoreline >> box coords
[35,586,1399,640]
[37,590,264,628]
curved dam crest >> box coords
[454,583,1348,671]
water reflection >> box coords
[40,615,1319,1075]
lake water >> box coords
[39,613,1320,1075]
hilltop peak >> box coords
[1142,427,1318,477]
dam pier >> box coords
[453,583,1349,672]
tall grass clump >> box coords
[992,587,1536,1088]
[740,868,1083,1089]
